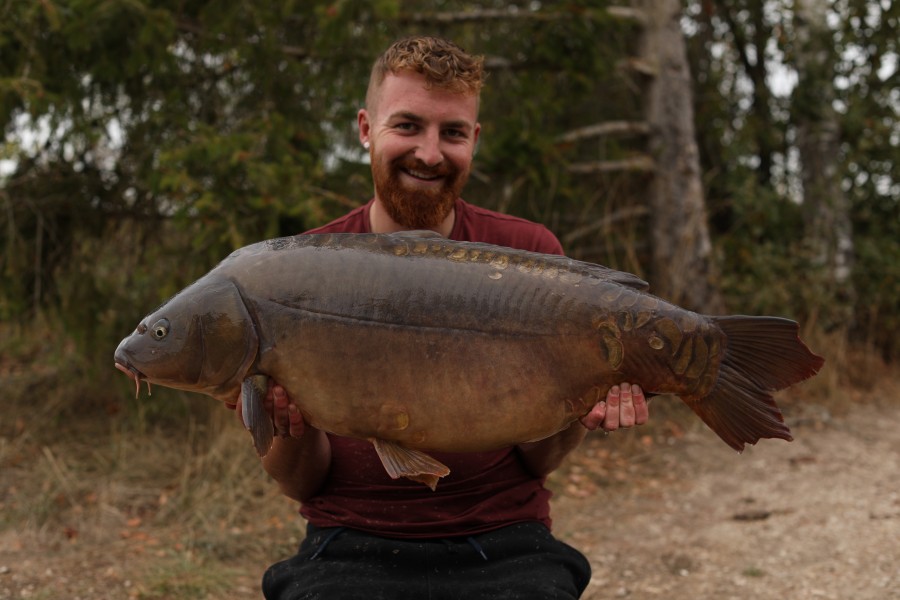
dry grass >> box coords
[0,323,303,598]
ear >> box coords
[472,121,481,155]
[358,109,371,147]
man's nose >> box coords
[414,129,443,167]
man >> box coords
[246,36,649,599]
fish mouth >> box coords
[114,360,152,398]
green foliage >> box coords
[834,0,900,358]
[685,0,898,359]
[1,0,897,377]
[1,1,642,357]
[852,204,900,360]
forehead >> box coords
[374,71,478,124]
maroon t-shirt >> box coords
[298,198,564,538]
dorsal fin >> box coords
[572,261,648,291]
[384,232,649,291]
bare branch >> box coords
[397,6,646,24]
[396,9,569,24]
[280,45,308,59]
[606,6,649,24]
[176,19,309,59]
[561,205,649,246]
[176,19,203,36]
[567,156,655,174]
[557,121,651,144]
[304,186,361,210]
[483,56,514,70]
[619,57,658,77]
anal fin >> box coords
[371,438,450,491]
[242,375,274,457]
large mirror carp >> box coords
[114,231,824,489]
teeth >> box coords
[405,169,440,180]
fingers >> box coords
[225,390,245,425]
[287,403,306,438]
[618,383,636,427]
[632,384,649,426]
[231,380,306,440]
[595,383,650,433]
[272,384,291,437]
[579,399,607,430]
[270,382,306,439]
[265,379,278,414]
[603,384,622,430]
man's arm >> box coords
[261,430,331,503]
[516,384,647,477]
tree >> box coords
[683,0,898,358]
[636,0,724,313]
[1,1,381,318]
[793,0,855,329]
[713,0,782,186]
[829,0,899,358]
[2,0,896,363]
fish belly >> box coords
[258,311,615,453]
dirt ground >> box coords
[1,376,898,599]
[553,387,900,600]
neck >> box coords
[369,197,456,237]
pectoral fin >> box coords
[242,375,274,457]
[371,438,450,491]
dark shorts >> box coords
[262,521,592,599]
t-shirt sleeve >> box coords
[453,199,566,256]
[527,226,565,256]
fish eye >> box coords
[151,319,170,340]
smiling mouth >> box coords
[402,168,443,182]
[114,361,152,398]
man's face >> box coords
[361,71,481,229]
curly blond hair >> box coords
[365,36,485,113]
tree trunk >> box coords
[716,1,778,186]
[793,0,855,329]
[636,0,724,313]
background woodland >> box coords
[2,0,897,366]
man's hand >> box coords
[579,383,649,432]
[517,382,649,477]
[227,381,331,502]
[227,381,307,438]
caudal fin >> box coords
[689,316,825,452]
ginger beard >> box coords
[371,148,470,229]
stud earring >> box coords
[363,141,370,149]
